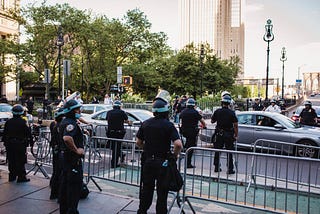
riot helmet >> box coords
[186,98,196,108]
[113,100,122,109]
[12,104,24,116]
[221,91,231,98]
[54,108,65,119]
[304,100,312,106]
[63,99,82,115]
[152,97,169,113]
[221,94,232,105]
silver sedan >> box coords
[200,111,320,158]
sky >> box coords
[21,0,320,86]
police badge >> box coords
[66,124,75,132]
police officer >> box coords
[221,91,236,110]
[299,101,317,126]
[179,98,206,168]
[252,98,264,111]
[106,100,131,168]
[59,100,84,214]
[211,95,238,174]
[136,97,182,214]
[3,104,33,182]
[264,99,281,113]
[49,108,64,200]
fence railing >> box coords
[22,125,320,214]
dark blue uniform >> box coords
[299,108,317,126]
[106,108,128,168]
[59,118,84,214]
[49,120,63,199]
[179,107,202,167]
[3,116,32,182]
[137,117,180,214]
[211,107,238,172]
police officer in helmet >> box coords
[211,94,238,174]
[3,104,33,182]
[136,97,182,214]
[106,100,131,168]
[179,98,206,168]
[299,100,317,126]
[59,100,84,214]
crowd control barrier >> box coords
[178,147,320,214]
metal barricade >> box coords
[85,135,181,213]
[27,127,51,178]
[178,147,320,214]
[247,139,320,192]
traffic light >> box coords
[123,76,132,85]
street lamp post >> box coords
[263,19,274,101]
[200,44,205,98]
[280,47,287,99]
[56,26,64,96]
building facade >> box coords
[0,0,20,101]
[179,0,245,76]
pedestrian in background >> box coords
[59,100,84,214]
[3,104,33,182]
[106,100,131,168]
[211,95,238,174]
[136,96,182,214]
[0,94,8,103]
[179,98,206,168]
[26,96,34,115]
[299,100,317,126]
[104,94,113,105]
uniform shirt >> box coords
[106,108,128,130]
[179,108,202,129]
[137,117,180,156]
[3,116,32,145]
[60,117,84,150]
[211,107,238,130]
[265,104,281,113]
[299,108,317,125]
[252,102,264,111]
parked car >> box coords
[82,108,154,144]
[200,111,320,158]
[0,103,13,135]
[291,106,320,126]
[81,104,112,116]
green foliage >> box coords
[5,2,244,101]
[121,93,145,103]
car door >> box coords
[253,114,291,149]
[237,113,255,149]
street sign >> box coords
[43,69,51,83]
[117,66,122,84]
[63,60,71,76]
[296,79,302,83]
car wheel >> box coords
[295,140,318,158]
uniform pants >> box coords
[214,131,235,171]
[59,161,83,214]
[182,128,198,166]
[138,158,168,214]
[107,131,125,167]
[50,151,63,198]
[6,141,27,180]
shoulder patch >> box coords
[66,124,75,132]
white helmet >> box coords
[221,91,231,97]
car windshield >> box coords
[129,110,153,122]
[274,114,301,128]
[0,105,12,112]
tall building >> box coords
[179,0,245,76]
[0,0,20,100]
